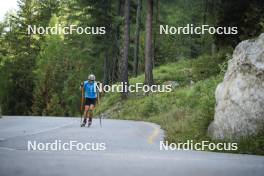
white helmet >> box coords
[88,74,95,81]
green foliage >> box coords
[191,52,227,81]
[95,92,121,115]
[0,0,59,115]
[97,60,223,141]
[0,0,260,116]
[44,94,64,116]
[130,52,227,86]
[139,95,159,117]
[235,133,264,155]
[215,0,264,47]
[96,55,263,154]
[31,15,84,116]
[97,53,225,120]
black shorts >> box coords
[84,98,96,106]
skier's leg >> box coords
[81,105,89,127]
[88,105,94,127]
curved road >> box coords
[0,116,263,176]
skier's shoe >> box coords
[88,119,92,127]
[88,121,92,127]
[81,119,87,127]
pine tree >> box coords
[144,0,154,86]
[133,0,142,76]
[120,0,131,98]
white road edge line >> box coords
[0,121,75,141]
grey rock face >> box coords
[208,33,264,140]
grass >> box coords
[95,53,264,155]
[97,75,221,141]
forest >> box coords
[1,0,263,116]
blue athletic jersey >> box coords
[83,81,97,98]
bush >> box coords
[45,94,64,116]
[139,96,159,117]
[191,52,227,81]
[130,52,227,87]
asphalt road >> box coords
[0,116,263,176]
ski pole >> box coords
[98,100,102,128]
[97,84,102,128]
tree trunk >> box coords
[133,0,142,77]
[103,52,110,85]
[210,0,217,55]
[152,0,159,67]
[144,0,154,86]
[203,0,208,25]
[103,0,112,85]
[120,0,130,98]
[202,0,208,48]
[112,0,122,83]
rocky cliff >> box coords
[208,33,264,140]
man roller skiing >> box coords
[80,74,99,127]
